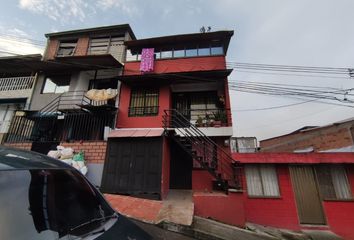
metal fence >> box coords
[5,112,115,143]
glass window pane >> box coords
[42,76,70,94]
[155,51,161,59]
[198,47,210,56]
[260,165,280,197]
[161,49,172,59]
[211,46,224,55]
[126,49,137,61]
[331,165,352,199]
[173,49,185,58]
[186,48,198,57]
[245,165,263,196]
[42,79,56,93]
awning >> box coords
[108,128,164,138]
[118,69,233,85]
[232,152,354,164]
[0,54,122,74]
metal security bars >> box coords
[129,89,159,116]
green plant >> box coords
[213,111,227,123]
[196,115,203,126]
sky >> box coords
[0,0,354,141]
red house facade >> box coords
[235,152,354,240]
[100,31,242,202]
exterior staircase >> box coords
[162,109,242,193]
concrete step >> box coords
[192,217,278,240]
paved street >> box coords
[132,220,196,240]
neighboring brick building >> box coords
[260,118,354,152]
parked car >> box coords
[0,146,152,240]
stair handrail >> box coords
[163,109,236,182]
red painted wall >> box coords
[116,83,171,128]
[243,165,301,230]
[323,165,354,240]
[124,56,227,75]
[194,192,245,227]
[161,137,170,199]
[192,170,214,191]
[243,164,354,240]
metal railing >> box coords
[0,76,35,92]
[172,108,232,127]
[163,109,242,191]
[5,90,117,143]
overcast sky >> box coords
[1,0,354,141]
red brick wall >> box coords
[4,142,33,151]
[44,36,89,60]
[243,165,301,230]
[260,122,354,152]
[44,39,59,60]
[194,192,245,227]
[60,141,107,164]
[75,37,89,56]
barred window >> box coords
[129,89,159,116]
[245,164,280,197]
[316,165,352,200]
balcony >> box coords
[4,90,118,143]
[166,108,233,137]
[0,76,35,98]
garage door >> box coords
[101,137,162,199]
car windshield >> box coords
[0,169,115,240]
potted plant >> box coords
[195,115,203,127]
[213,111,227,127]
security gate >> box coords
[101,137,162,199]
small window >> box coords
[173,48,185,58]
[316,165,352,200]
[57,39,77,57]
[42,75,70,94]
[129,89,159,116]
[161,48,172,59]
[126,49,138,61]
[211,44,224,55]
[186,48,198,57]
[89,37,110,55]
[198,43,211,56]
[245,164,280,197]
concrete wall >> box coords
[260,121,354,152]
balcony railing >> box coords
[0,76,35,92]
[170,108,232,128]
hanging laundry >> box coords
[140,48,155,72]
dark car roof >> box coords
[0,146,72,170]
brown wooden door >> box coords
[289,165,326,225]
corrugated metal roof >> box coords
[108,128,164,138]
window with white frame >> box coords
[245,164,280,197]
[316,165,352,200]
